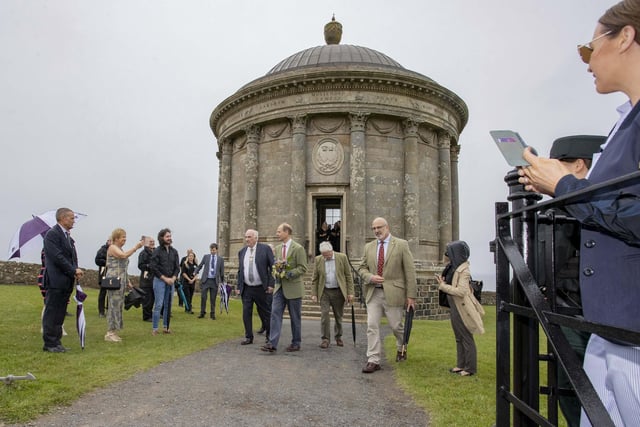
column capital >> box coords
[349,112,369,132]
[437,130,451,149]
[289,115,308,134]
[244,124,262,142]
[402,118,419,136]
[450,144,461,161]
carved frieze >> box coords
[370,118,399,135]
[265,121,290,139]
[311,117,345,133]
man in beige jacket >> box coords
[358,217,416,373]
[311,241,354,348]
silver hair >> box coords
[319,241,333,252]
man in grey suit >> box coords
[358,217,416,373]
[311,241,354,348]
[237,229,275,345]
[42,208,84,353]
[195,243,224,319]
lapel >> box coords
[384,237,396,268]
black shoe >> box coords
[143,318,152,322]
[99,313,106,318]
[43,345,65,353]
[362,362,381,373]
[257,327,266,334]
[260,343,276,353]
[241,338,253,345]
[210,315,216,320]
[198,313,205,318]
[396,350,407,362]
[65,312,73,317]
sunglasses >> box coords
[577,30,612,64]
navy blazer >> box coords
[197,253,225,284]
[237,243,275,295]
[556,100,640,333]
[43,224,78,291]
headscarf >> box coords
[442,240,470,284]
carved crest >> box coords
[312,138,344,175]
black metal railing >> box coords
[494,169,640,427]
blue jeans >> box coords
[268,289,301,349]
[152,277,173,330]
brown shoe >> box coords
[319,339,329,349]
[362,362,381,373]
[396,350,407,362]
[260,343,276,353]
[336,338,344,347]
[286,344,300,352]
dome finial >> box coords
[324,15,342,45]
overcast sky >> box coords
[0,1,626,288]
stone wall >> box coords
[0,261,137,288]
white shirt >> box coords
[243,246,262,286]
[588,100,633,178]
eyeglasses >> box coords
[577,30,612,64]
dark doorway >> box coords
[315,197,342,255]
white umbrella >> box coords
[7,210,87,261]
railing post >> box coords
[505,169,542,427]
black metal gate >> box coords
[494,170,640,427]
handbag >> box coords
[101,276,122,290]
[438,290,450,308]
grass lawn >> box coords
[1,285,567,426]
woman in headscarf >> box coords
[436,240,484,376]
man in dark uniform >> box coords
[138,238,156,321]
[539,135,605,427]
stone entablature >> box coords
[211,69,467,140]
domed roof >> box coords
[267,44,405,75]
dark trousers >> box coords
[200,279,218,317]
[42,286,73,348]
[141,285,154,320]
[183,282,194,311]
[97,286,108,315]
[242,286,272,339]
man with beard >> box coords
[150,228,180,335]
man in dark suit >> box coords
[42,207,84,353]
[311,241,354,348]
[237,229,275,345]
[195,243,225,319]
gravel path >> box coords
[18,319,429,427]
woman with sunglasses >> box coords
[519,2,640,426]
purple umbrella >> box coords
[74,283,88,350]
[7,210,87,261]
[7,216,50,259]
[219,282,231,314]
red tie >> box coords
[377,241,384,276]
[282,244,287,261]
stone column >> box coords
[450,143,461,241]
[349,112,369,259]
[289,115,307,246]
[217,138,233,258]
[402,119,419,254]
[244,125,261,232]
[438,131,453,256]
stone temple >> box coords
[210,18,468,317]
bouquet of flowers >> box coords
[272,260,290,282]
